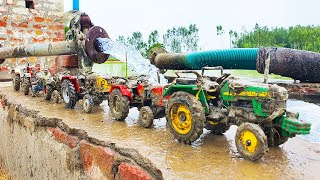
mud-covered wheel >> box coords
[51,90,60,103]
[83,94,94,113]
[12,74,20,91]
[139,106,154,128]
[109,89,130,121]
[166,92,205,144]
[272,127,289,146]
[206,123,230,135]
[22,79,31,95]
[61,79,77,109]
[44,85,54,101]
[235,123,268,161]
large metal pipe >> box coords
[0,41,76,62]
[152,48,320,82]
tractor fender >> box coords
[110,85,132,101]
[61,76,80,93]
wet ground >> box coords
[1,82,319,179]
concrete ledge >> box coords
[0,93,163,179]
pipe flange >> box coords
[85,26,110,64]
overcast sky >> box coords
[64,0,320,50]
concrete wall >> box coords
[0,93,163,179]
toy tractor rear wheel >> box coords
[83,94,93,113]
[22,78,31,95]
[166,92,205,144]
[235,123,267,161]
[44,85,54,101]
[61,79,77,109]
[13,74,20,91]
[109,89,130,121]
[139,106,154,128]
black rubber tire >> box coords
[235,123,268,161]
[44,85,54,101]
[13,74,20,91]
[51,90,60,104]
[139,106,154,128]
[165,92,205,144]
[109,89,130,121]
[22,79,31,95]
[206,123,230,135]
[272,127,289,146]
[83,94,93,113]
[61,79,77,109]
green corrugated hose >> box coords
[185,48,259,70]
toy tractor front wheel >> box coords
[12,74,20,91]
[235,123,267,161]
[22,78,31,95]
[61,79,77,109]
[109,89,130,121]
[139,106,154,128]
[272,126,289,146]
[166,92,205,144]
[44,85,54,101]
[83,94,94,113]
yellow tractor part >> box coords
[170,103,193,135]
[238,130,258,153]
[96,76,111,93]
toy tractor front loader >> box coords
[164,66,311,161]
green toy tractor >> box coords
[163,66,311,161]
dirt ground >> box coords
[0,82,320,179]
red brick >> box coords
[0,21,6,27]
[11,22,28,28]
[1,16,8,21]
[54,32,65,39]
[0,37,7,41]
[55,55,78,68]
[45,18,54,23]
[79,141,115,179]
[10,38,23,43]
[49,24,65,31]
[52,38,65,42]
[47,128,80,148]
[32,37,47,43]
[118,163,152,180]
[34,17,45,22]
[33,24,47,29]
[6,29,13,35]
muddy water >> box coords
[1,83,319,179]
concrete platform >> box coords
[0,82,319,179]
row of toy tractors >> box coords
[11,62,311,161]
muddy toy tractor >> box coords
[11,62,41,95]
[164,66,311,161]
[108,75,165,128]
[60,72,112,113]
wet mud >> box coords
[0,83,319,179]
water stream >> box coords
[96,38,167,84]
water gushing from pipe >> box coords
[96,38,167,84]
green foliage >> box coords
[115,24,200,57]
[235,24,320,52]
[163,24,199,53]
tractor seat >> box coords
[175,77,198,85]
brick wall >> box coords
[0,0,65,77]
